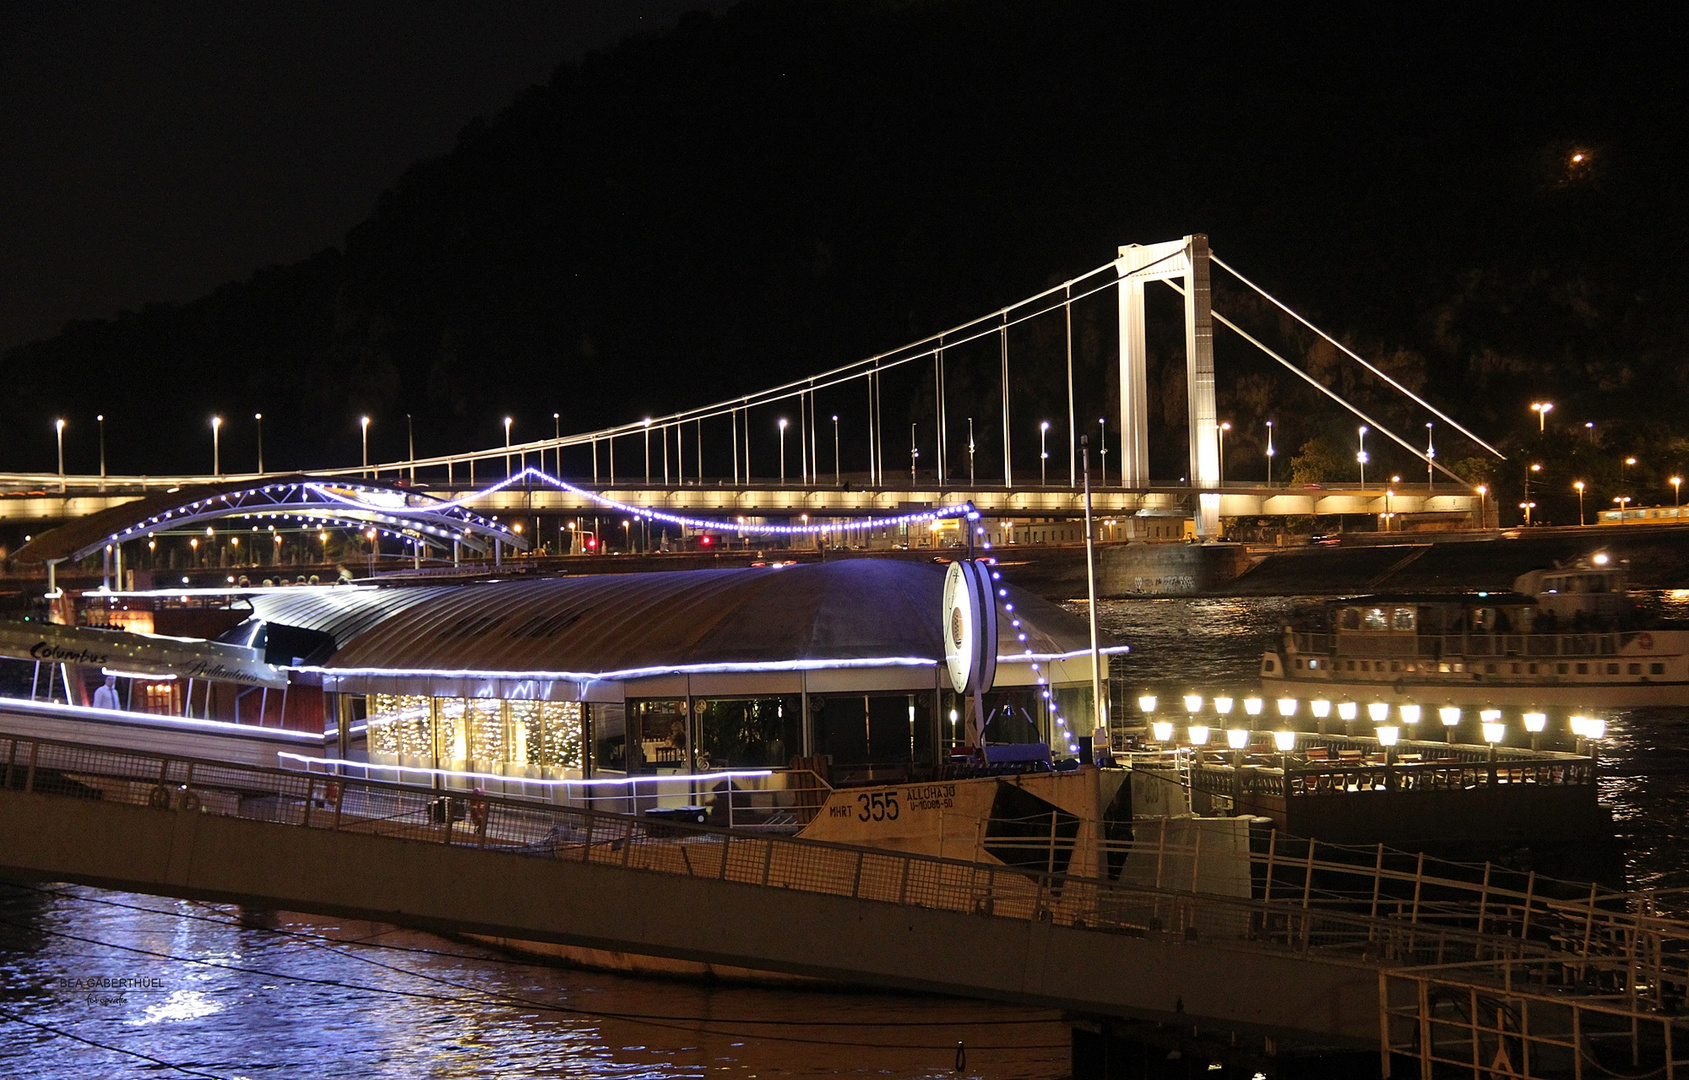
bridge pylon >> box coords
[1117,234,1219,537]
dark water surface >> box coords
[3,596,1686,1076]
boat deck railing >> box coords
[1287,630,1645,660]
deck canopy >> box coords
[11,477,527,564]
[296,560,1115,681]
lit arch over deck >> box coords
[12,476,529,565]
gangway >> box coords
[0,731,1685,1077]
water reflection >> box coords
[0,883,1065,1078]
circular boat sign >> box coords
[943,560,997,695]
[944,562,975,693]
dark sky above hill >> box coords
[0,0,732,353]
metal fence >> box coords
[8,729,1689,1074]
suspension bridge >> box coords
[1,236,1500,562]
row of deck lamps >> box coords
[1138,694,1606,749]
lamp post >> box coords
[1098,417,1108,486]
[408,413,417,482]
[1575,481,1586,525]
[1673,475,1683,512]
[1217,421,1231,488]
[1039,421,1050,485]
[1623,456,1636,491]
[1615,495,1632,520]
[1525,463,1541,524]
[254,413,264,473]
[832,414,840,485]
[778,417,788,485]
[358,415,369,477]
[1475,484,1488,529]
[96,413,106,489]
[968,418,976,484]
[212,415,223,477]
[1383,479,1396,531]
[1425,422,1435,488]
[1585,421,1595,444]
[1530,401,1553,433]
[1520,500,1537,526]
[909,422,919,484]
[552,412,560,478]
[503,415,513,478]
[54,418,65,492]
[1356,425,1369,486]
[1265,420,1275,486]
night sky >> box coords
[0,0,731,355]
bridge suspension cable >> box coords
[1210,254,1506,460]
[1164,279,1475,485]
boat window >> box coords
[1629,663,1642,675]
[1652,663,1666,675]
[1392,608,1416,631]
[1544,576,1561,593]
[1363,607,1388,631]
[1340,608,1362,630]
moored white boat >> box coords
[1260,554,1689,707]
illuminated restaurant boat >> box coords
[1259,554,1689,707]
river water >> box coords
[0,596,1684,1077]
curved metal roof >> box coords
[320,560,1113,678]
[11,476,526,564]
[246,585,459,649]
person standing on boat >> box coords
[92,674,120,710]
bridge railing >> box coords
[6,731,1688,1002]
[1380,958,1689,1079]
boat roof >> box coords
[252,560,1113,677]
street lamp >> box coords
[909,421,919,484]
[503,415,513,478]
[1265,420,1275,486]
[359,415,369,477]
[1039,421,1050,485]
[1217,421,1231,488]
[1520,500,1537,526]
[1524,462,1541,524]
[1356,425,1369,485]
[54,418,65,492]
[552,412,560,478]
[1615,494,1632,520]
[1673,475,1683,511]
[1425,422,1435,488]
[1530,402,1553,432]
[1097,417,1108,486]
[254,413,264,473]
[96,413,106,487]
[212,415,223,477]
[964,417,975,484]
[778,417,788,484]
[1383,479,1396,531]
[832,414,840,485]
[1623,456,1637,490]
[1475,484,1488,529]
[1574,481,1586,525]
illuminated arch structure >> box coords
[13,477,529,584]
